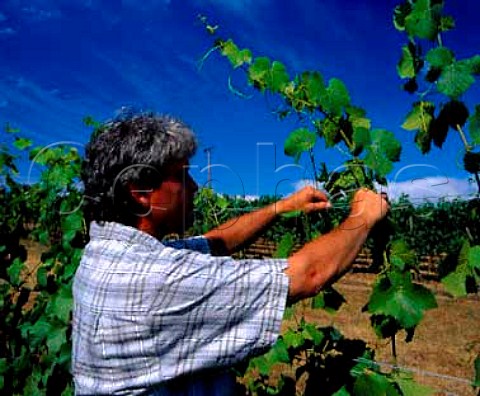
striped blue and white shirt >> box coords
[72,221,289,395]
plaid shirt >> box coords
[72,222,289,395]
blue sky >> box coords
[1,0,479,202]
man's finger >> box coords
[306,201,332,212]
[311,190,329,202]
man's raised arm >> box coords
[204,186,331,255]
[285,189,389,303]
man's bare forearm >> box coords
[203,187,330,256]
[285,189,389,303]
[204,202,282,255]
[286,214,370,302]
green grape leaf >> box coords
[274,233,296,259]
[283,328,305,349]
[21,317,53,347]
[468,246,480,291]
[318,117,341,148]
[46,285,73,324]
[394,374,435,396]
[390,256,406,272]
[352,127,371,156]
[5,123,20,133]
[62,252,81,280]
[469,105,480,145]
[321,78,351,117]
[370,314,401,339]
[459,55,480,76]
[442,264,468,297]
[46,325,67,355]
[463,151,480,174]
[474,356,480,387]
[393,2,412,31]
[269,338,290,364]
[23,367,43,396]
[13,137,33,150]
[311,286,346,313]
[439,100,469,130]
[364,129,402,177]
[284,128,316,161]
[367,272,437,330]
[346,105,367,118]
[425,47,454,69]
[332,386,351,396]
[398,45,416,79]
[61,383,74,396]
[302,323,324,346]
[268,61,290,93]
[43,163,78,190]
[390,240,417,269]
[402,101,435,132]
[442,242,480,297]
[353,371,398,396]
[83,115,102,129]
[325,166,366,194]
[350,351,376,378]
[239,49,252,65]
[350,114,371,131]
[403,101,435,154]
[439,15,455,32]
[37,266,48,288]
[7,257,24,286]
[248,57,270,91]
[469,245,480,271]
[283,306,294,320]
[415,128,433,154]
[220,39,252,68]
[404,0,438,40]
[62,211,83,233]
[437,62,475,98]
[302,71,325,106]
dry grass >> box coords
[295,273,480,396]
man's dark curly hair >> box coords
[81,113,197,226]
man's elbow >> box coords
[205,236,230,256]
[285,255,337,302]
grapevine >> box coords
[199,9,441,394]
[394,0,480,299]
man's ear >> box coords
[128,183,153,209]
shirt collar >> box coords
[89,221,165,250]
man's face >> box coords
[149,160,198,235]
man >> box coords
[73,113,389,395]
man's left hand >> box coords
[277,186,331,215]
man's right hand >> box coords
[349,188,390,229]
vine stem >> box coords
[339,129,354,152]
[456,124,480,193]
[337,129,365,188]
[391,334,397,363]
[437,32,443,48]
[456,124,471,151]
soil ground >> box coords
[294,273,480,396]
